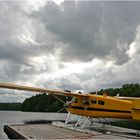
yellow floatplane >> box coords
[0,83,140,121]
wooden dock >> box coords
[4,122,140,139]
[4,124,94,139]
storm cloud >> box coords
[0,0,140,102]
[32,1,140,64]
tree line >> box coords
[0,103,22,111]
[21,94,67,112]
[98,83,140,97]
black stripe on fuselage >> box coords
[69,106,131,113]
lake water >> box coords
[0,111,68,139]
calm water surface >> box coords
[0,111,124,139]
[0,111,67,139]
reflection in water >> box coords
[0,111,67,139]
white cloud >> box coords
[126,42,136,58]
[52,0,64,5]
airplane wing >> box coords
[0,83,87,97]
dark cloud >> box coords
[32,1,140,64]
[58,75,82,90]
[0,1,140,102]
[0,1,57,84]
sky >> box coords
[0,0,140,102]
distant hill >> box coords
[0,103,22,111]
[21,93,68,112]
[98,83,140,97]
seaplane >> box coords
[0,83,140,127]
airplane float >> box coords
[0,83,140,125]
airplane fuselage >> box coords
[66,94,135,119]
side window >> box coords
[71,97,78,103]
[98,100,105,105]
[91,98,97,104]
[82,98,89,105]
[75,98,78,103]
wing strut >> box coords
[50,94,66,104]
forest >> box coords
[0,103,22,111]
[21,93,67,112]
[98,83,140,97]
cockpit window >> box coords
[91,98,97,104]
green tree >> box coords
[21,94,66,112]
